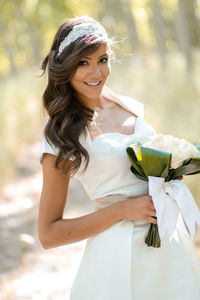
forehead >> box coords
[83,43,110,58]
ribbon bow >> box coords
[148,176,200,242]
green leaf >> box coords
[126,146,146,177]
[130,166,148,181]
[137,147,171,177]
[169,157,200,179]
[194,142,200,151]
[126,143,200,183]
[160,164,170,178]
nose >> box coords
[90,65,101,77]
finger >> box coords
[148,203,156,210]
[146,195,153,202]
[151,211,157,217]
[148,217,157,224]
[146,210,157,217]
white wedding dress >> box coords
[39,85,200,300]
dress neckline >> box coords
[86,116,141,143]
[84,85,143,143]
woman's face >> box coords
[70,43,111,107]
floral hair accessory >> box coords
[57,21,108,57]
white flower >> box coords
[143,134,200,169]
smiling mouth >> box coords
[84,81,102,86]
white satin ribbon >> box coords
[148,176,200,243]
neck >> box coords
[74,91,105,111]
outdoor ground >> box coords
[0,131,199,300]
[0,130,94,300]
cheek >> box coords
[104,63,111,78]
[70,69,86,86]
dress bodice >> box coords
[39,85,156,200]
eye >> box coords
[78,60,88,66]
[77,57,109,67]
[100,57,108,63]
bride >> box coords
[38,15,200,300]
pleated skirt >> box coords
[69,219,200,300]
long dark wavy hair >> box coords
[41,15,116,176]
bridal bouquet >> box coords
[126,134,200,248]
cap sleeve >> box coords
[39,137,58,164]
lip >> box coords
[84,81,102,88]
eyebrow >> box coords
[81,53,108,60]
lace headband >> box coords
[57,21,109,57]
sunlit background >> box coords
[0,0,200,299]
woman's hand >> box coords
[175,176,183,180]
[117,177,183,224]
[119,195,157,224]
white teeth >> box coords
[85,81,101,86]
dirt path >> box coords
[0,133,93,300]
[0,133,200,300]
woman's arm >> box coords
[38,154,157,249]
[38,153,124,249]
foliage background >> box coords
[0,0,200,298]
[1,0,200,195]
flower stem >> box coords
[145,224,161,248]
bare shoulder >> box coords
[102,95,137,118]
